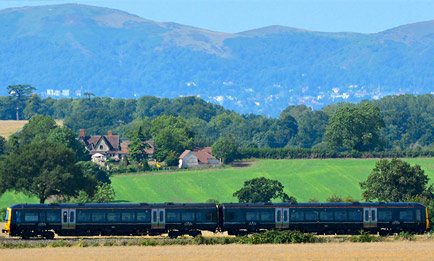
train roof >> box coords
[220,202,426,208]
[8,203,217,209]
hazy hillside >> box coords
[0,4,433,116]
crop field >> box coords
[1,242,434,260]
[0,158,433,209]
[0,120,28,138]
[0,120,63,139]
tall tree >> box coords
[233,177,296,203]
[325,103,385,151]
[212,137,239,164]
[7,84,36,120]
[360,159,433,202]
[0,142,98,203]
[128,126,149,163]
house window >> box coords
[100,145,103,149]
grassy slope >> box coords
[1,158,433,209]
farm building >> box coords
[179,147,220,168]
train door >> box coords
[275,208,289,229]
[61,209,76,230]
[363,208,377,229]
[151,209,165,230]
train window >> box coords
[92,212,106,222]
[291,211,304,221]
[371,210,376,221]
[195,211,206,222]
[182,212,195,222]
[334,210,347,221]
[364,210,369,221]
[16,211,21,223]
[153,211,157,222]
[206,212,213,221]
[320,211,333,221]
[276,210,281,222]
[122,212,134,222]
[24,212,39,222]
[283,211,288,222]
[160,211,164,222]
[47,211,61,222]
[225,211,243,222]
[63,211,68,223]
[348,210,362,221]
[416,210,422,222]
[5,210,9,222]
[166,211,180,222]
[77,211,90,222]
[137,210,151,222]
[305,211,319,221]
[261,210,274,221]
[399,210,413,221]
[40,212,45,222]
[378,210,392,222]
[246,211,260,221]
[107,212,120,222]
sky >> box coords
[0,0,433,33]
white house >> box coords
[179,147,220,169]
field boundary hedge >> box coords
[239,148,434,160]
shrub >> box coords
[348,230,382,242]
[49,240,73,248]
[395,231,415,241]
[238,230,318,244]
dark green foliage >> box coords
[0,142,98,203]
[212,137,239,164]
[206,199,220,204]
[325,103,385,151]
[47,126,90,161]
[348,230,382,242]
[360,159,433,202]
[326,194,357,202]
[165,151,180,167]
[240,230,318,244]
[76,161,111,184]
[0,136,5,155]
[7,84,36,120]
[17,114,57,146]
[233,177,295,203]
[394,231,415,241]
[128,126,149,163]
[0,208,5,221]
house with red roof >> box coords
[179,147,220,168]
[78,129,123,163]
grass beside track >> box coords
[0,158,433,209]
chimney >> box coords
[108,131,113,136]
[80,129,85,137]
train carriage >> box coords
[2,203,218,239]
[220,202,429,235]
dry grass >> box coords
[0,120,28,139]
[0,120,63,139]
[1,242,434,260]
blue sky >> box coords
[1,0,433,33]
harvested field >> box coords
[1,242,434,260]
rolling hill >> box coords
[0,4,433,116]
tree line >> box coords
[1,85,433,155]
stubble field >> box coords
[1,241,434,260]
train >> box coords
[2,202,429,239]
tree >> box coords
[128,126,149,163]
[233,177,296,203]
[73,184,115,203]
[0,136,5,155]
[360,159,433,202]
[47,126,90,161]
[76,161,111,185]
[17,115,57,146]
[325,103,385,151]
[7,84,36,120]
[212,137,239,164]
[0,142,98,203]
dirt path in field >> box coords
[2,241,434,260]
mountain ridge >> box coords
[0,4,433,116]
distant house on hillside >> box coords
[78,129,123,163]
[179,147,220,169]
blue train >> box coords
[2,202,429,239]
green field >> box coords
[1,158,433,209]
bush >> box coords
[238,230,318,244]
[0,208,6,222]
[49,240,73,248]
[394,231,415,241]
[348,230,382,242]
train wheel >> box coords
[168,231,179,239]
[21,231,30,240]
[44,231,55,240]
